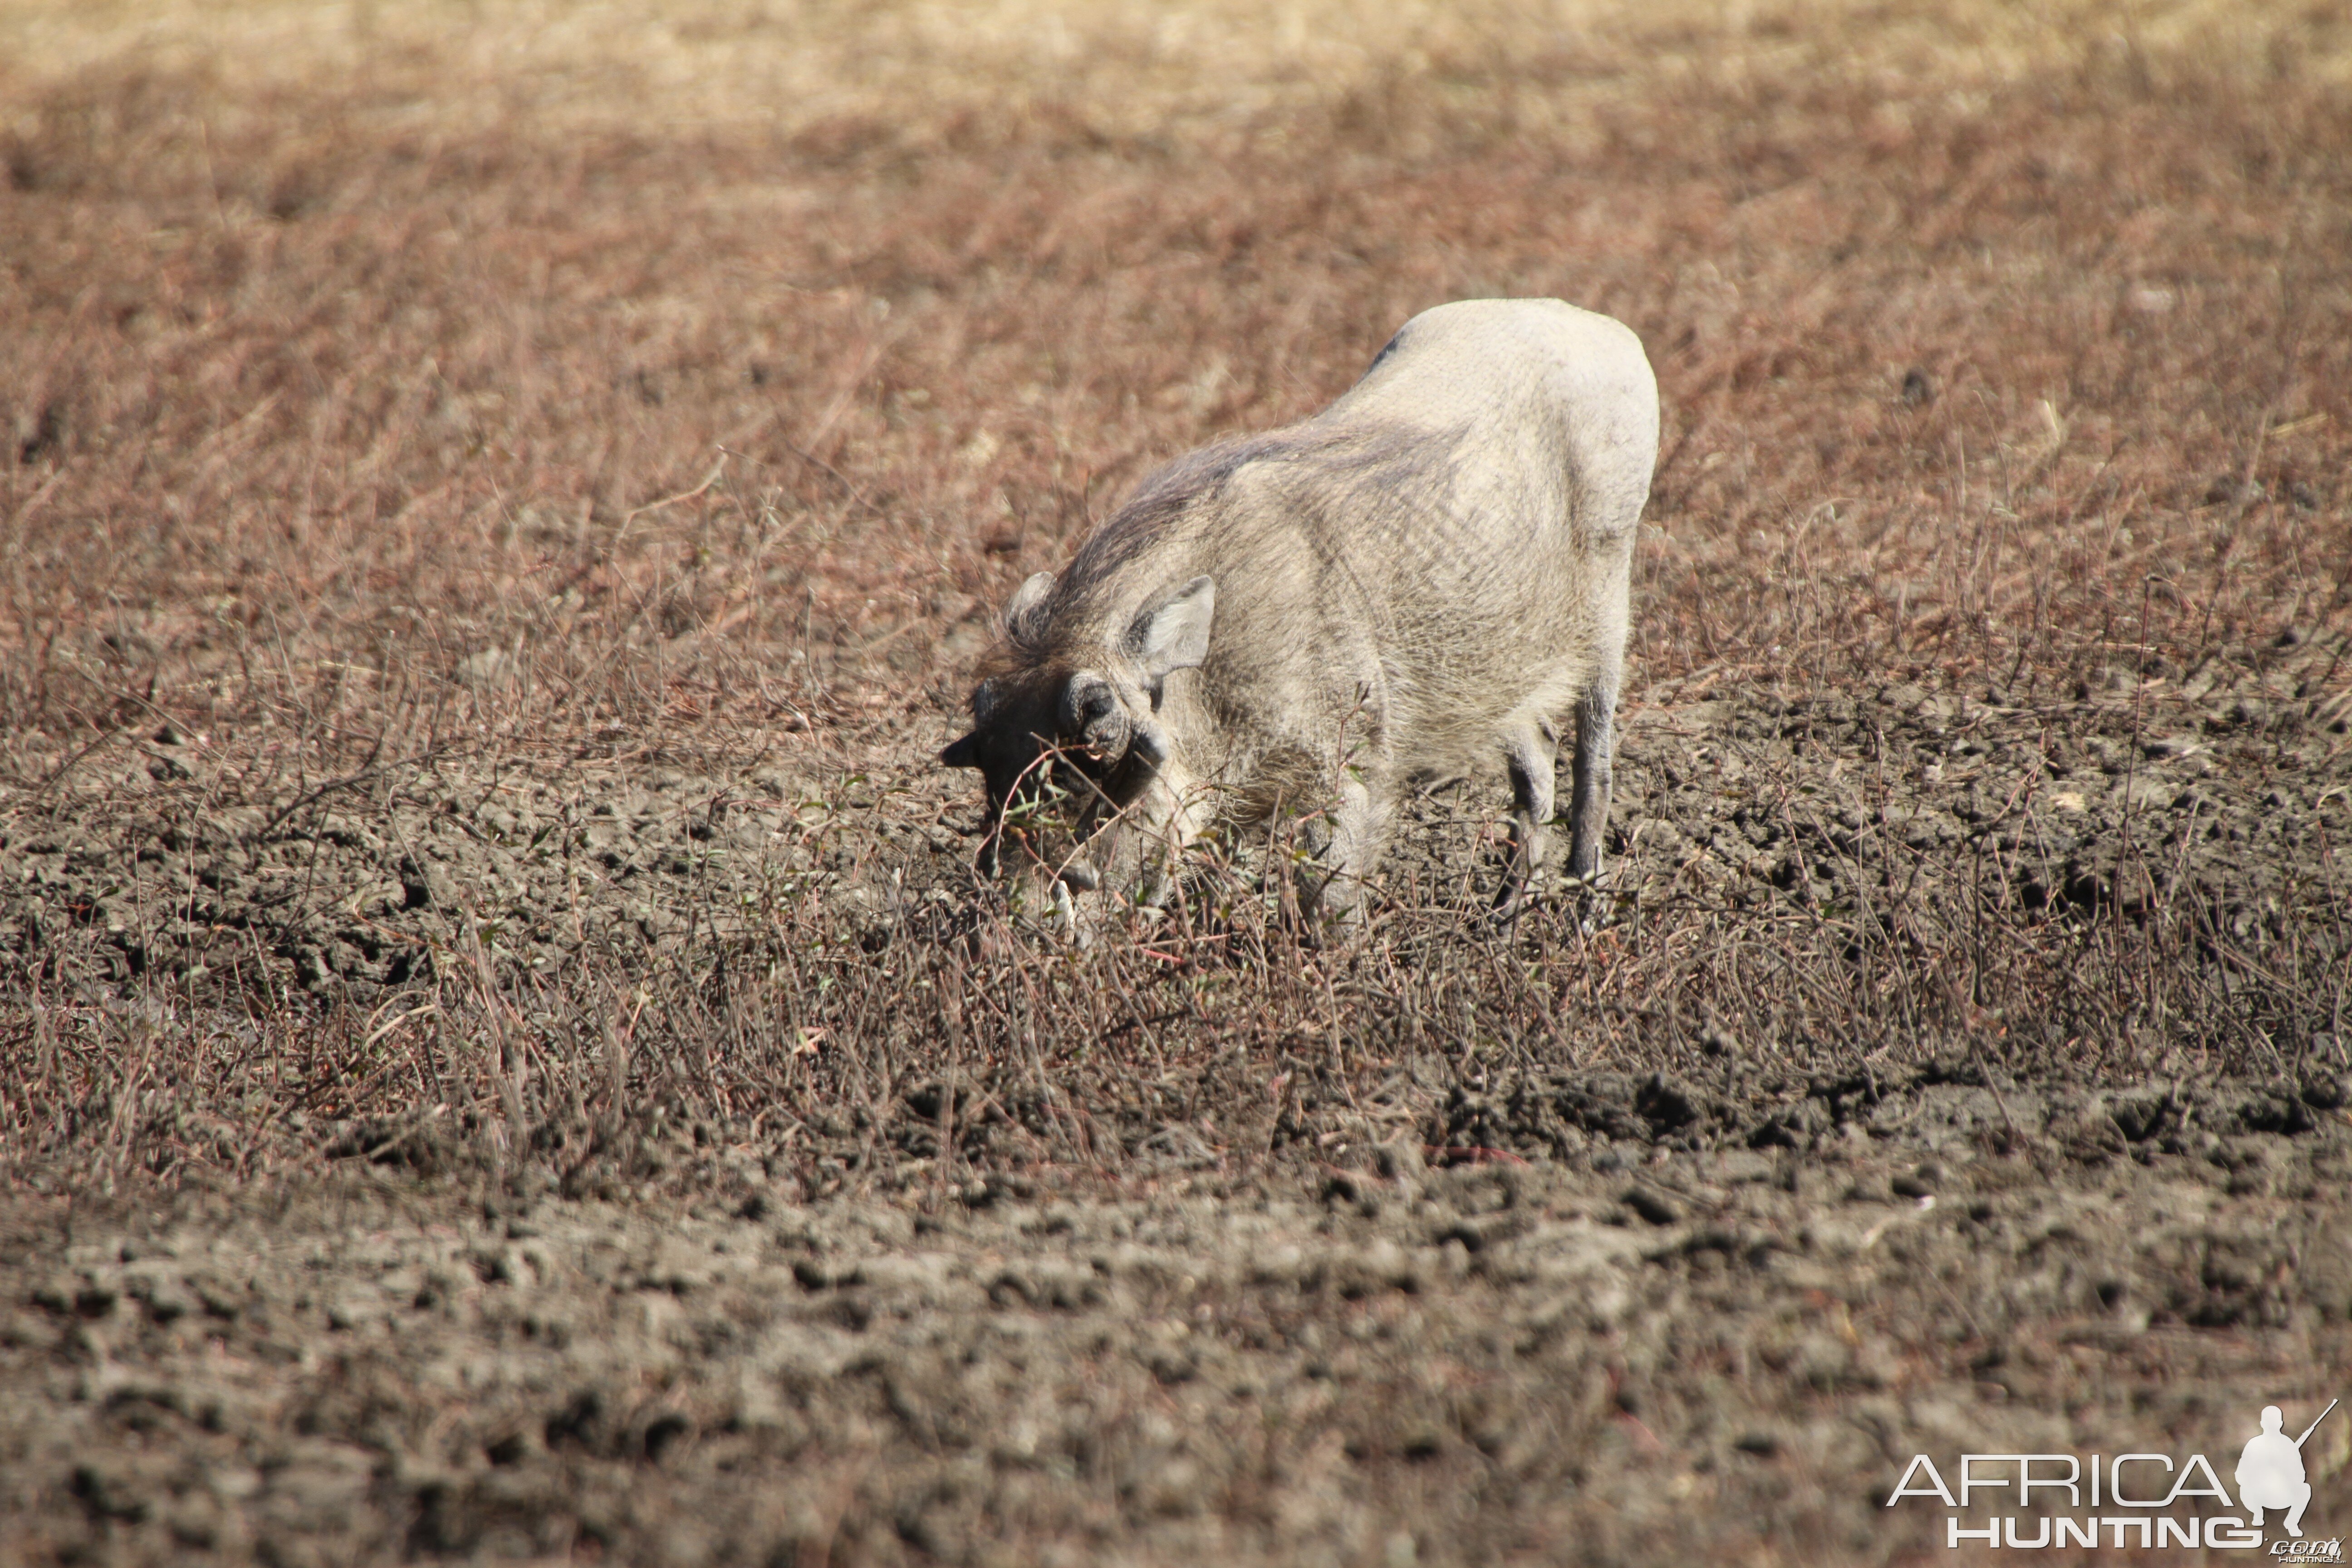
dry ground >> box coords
[2,1,2351,1563]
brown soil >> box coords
[5,662,2349,1565]
[4,1,2351,1562]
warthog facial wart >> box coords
[942,298,1659,923]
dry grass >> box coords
[1,0,2349,1190]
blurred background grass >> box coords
[10,0,2351,127]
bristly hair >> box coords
[964,420,1460,695]
[961,645,1071,725]
[1063,421,1452,590]
[970,636,1038,687]
[981,419,1462,666]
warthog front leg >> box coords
[1496,720,1558,918]
[1126,742,1218,910]
[1311,769,1397,924]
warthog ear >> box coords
[1128,575,1215,681]
[1059,671,1132,761]
[942,678,1000,764]
[1003,572,1055,643]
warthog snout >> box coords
[1059,674,1131,764]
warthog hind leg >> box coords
[1495,720,1558,919]
[1565,666,1617,883]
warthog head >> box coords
[941,571,1215,890]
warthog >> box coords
[941,297,1659,921]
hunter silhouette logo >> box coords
[2241,1400,2337,1539]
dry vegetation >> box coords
[3,0,2347,1175]
[2,1,2351,1562]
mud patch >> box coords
[5,1084,2349,1566]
